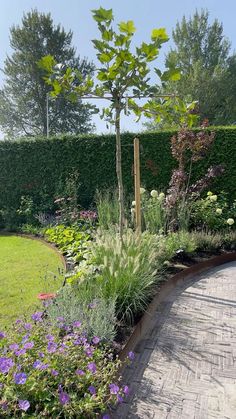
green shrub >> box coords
[191,191,236,231]
[0,312,126,418]
[191,231,223,252]
[156,231,197,263]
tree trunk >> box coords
[115,102,125,240]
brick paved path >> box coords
[115,261,236,419]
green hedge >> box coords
[0,127,235,216]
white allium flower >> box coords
[216,208,222,215]
[159,192,165,200]
[227,218,234,226]
[140,187,146,195]
[150,190,158,198]
[131,201,136,207]
[209,194,217,202]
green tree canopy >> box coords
[0,10,95,138]
[146,9,236,129]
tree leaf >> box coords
[118,21,136,35]
[151,28,169,42]
[92,8,113,23]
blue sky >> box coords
[0,0,235,135]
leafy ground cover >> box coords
[0,235,64,328]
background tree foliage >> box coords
[0,10,95,138]
[146,9,236,130]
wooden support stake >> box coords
[134,137,141,233]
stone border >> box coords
[119,251,236,364]
[0,232,67,272]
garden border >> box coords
[0,232,67,272]
[119,251,236,363]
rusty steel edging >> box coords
[119,251,236,362]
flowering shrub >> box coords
[191,192,236,231]
[0,313,127,417]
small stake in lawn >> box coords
[134,137,141,233]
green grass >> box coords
[0,235,64,328]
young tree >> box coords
[40,7,182,238]
[0,10,94,138]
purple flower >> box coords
[0,401,8,411]
[92,336,100,345]
[51,369,59,376]
[46,334,54,341]
[85,347,94,357]
[73,321,81,328]
[58,386,70,405]
[24,323,32,331]
[38,352,44,358]
[33,360,42,369]
[21,334,30,344]
[76,369,85,376]
[15,349,26,357]
[15,319,22,325]
[109,384,119,395]
[24,341,34,350]
[14,372,27,385]
[102,415,111,419]
[31,312,43,322]
[87,362,96,374]
[117,394,124,403]
[128,351,135,361]
[57,316,64,322]
[47,342,57,353]
[88,385,96,395]
[0,332,6,339]
[39,363,49,371]
[0,357,14,374]
[18,400,30,411]
[9,343,19,351]
[123,385,129,395]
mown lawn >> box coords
[0,235,64,328]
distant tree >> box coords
[145,9,236,129]
[0,10,95,138]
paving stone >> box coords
[114,262,236,418]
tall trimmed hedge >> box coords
[0,127,235,216]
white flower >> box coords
[150,190,158,198]
[140,187,146,195]
[227,218,234,226]
[159,192,165,200]
[216,208,222,215]
[209,195,217,202]
[131,201,136,207]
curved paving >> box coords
[115,261,236,419]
